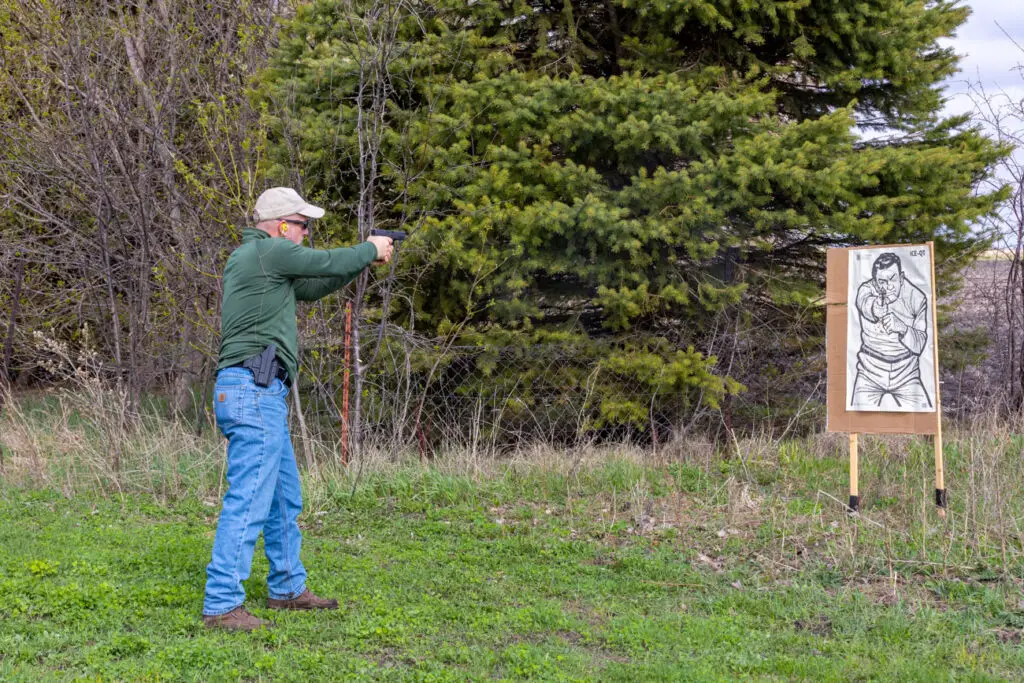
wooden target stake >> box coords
[928,242,946,517]
[849,433,859,512]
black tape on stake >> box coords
[935,488,947,509]
[848,495,860,513]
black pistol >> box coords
[370,229,407,243]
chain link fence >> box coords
[296,336,722,460]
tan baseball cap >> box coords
[252,187,326,222]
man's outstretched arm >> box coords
[293,274,355,302]
[897,290,928,355]
[262,238,390,301]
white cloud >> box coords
[939,1,1022,210]
[940,1,1023,98]
[942,38,1022,90]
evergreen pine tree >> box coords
[260,0,1009,431]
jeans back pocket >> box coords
[213,372,250,429]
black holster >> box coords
[241,344,281,388]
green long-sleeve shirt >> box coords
[217,228,378,383]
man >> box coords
[850,252,933,410]
[202,187,394,631]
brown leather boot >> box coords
[267,588,339,611]
[202,606,272,632]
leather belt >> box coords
[229,360,289,386]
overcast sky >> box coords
[940,0,1024,122]
[938,0,1022,224]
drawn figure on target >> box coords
[849,252,933,410]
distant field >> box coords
[978,249,1016,261]
[2,430,1024,681]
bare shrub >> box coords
[1,329,223,499]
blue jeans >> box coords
[203,367,307,616]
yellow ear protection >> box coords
[279,221,289,234]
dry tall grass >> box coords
[3,373,1024,580]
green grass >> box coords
[2,447,1024,682]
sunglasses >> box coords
[281,218,311,230]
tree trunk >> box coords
[0,257,25,410]
[97,211,124,371]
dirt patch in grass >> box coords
[842,575,951,610]
[794,615,834,637]
[563,598,608,627]
[993,628,1023,645]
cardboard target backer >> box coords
[826,244,940,434]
